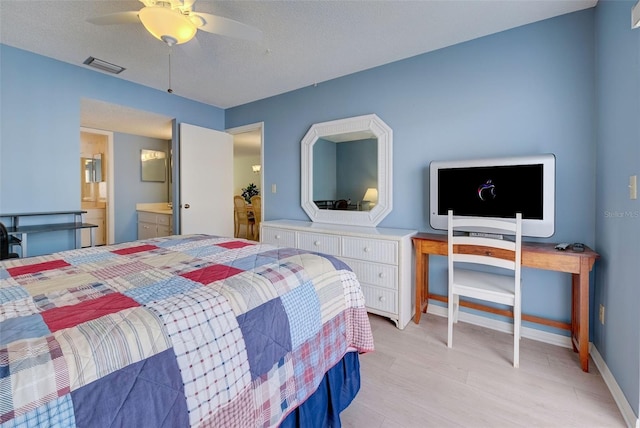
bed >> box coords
[0,234,374,427]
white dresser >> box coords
[261,219,416,329]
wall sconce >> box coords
[252,164,261,173]
[362,188,378,208]
[633,0,640,29]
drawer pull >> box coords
[363,247,371,253]
[378,295,386,302]
[378,272,385,278]
[275,235,281,239]
[314,240,321,246]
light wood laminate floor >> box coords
[341,313,626,427]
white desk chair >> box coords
[447,210,523,367]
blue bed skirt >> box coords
[280,351,361,428]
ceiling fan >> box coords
[87,0,262,46]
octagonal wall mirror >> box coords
[301,114,392,227]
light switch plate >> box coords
[630,175,637,200]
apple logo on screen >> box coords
[477,180,496,201]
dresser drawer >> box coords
[341,258,398,290]
[361,284,396,314]
[297,232,340,256]
[342,237,397,264]
[262,227,296,247]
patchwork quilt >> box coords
[0,235,374,427]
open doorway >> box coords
[80,98,173,244]
[80,127,112,247]
[227,122,264,240]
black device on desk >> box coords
[572,243,585,252]
[554,242,585,252]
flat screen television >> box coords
[429,154,555,237]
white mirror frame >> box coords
[301,113,392,227]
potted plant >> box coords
[241,183,260,203]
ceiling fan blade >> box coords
[87,11,140,25]
[194,12,262,42]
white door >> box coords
[180,123,234,236]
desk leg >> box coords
[21,234,28,258]
[571,274,578,353]
[414,251,429,324]
[414,249,423,324]
[572,260,590,372]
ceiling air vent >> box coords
[83,57,125,74]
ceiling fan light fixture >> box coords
[138,6,197,45]
[161,35,178,46]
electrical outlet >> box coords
[630,175,637,200]
[599,304,605,324]
[271,184,277,193]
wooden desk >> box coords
[412,233,599,372]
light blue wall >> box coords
[0,44,224,255]
[113,134,170,244]
[594,0,640,418]
[227,10,596,334]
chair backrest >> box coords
[0,222,11,260]
[447,210,522,280]
[234,195,251,221]
[250,195,261,223]
[333,199,348,210]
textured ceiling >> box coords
[0,0,597,110]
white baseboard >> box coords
[590,346,640,428]
[427,305,639,428]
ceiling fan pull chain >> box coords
[167,48,173,94]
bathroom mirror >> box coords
[141,149,167,182]
[82,154,103,183]
[301,114,392,227]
